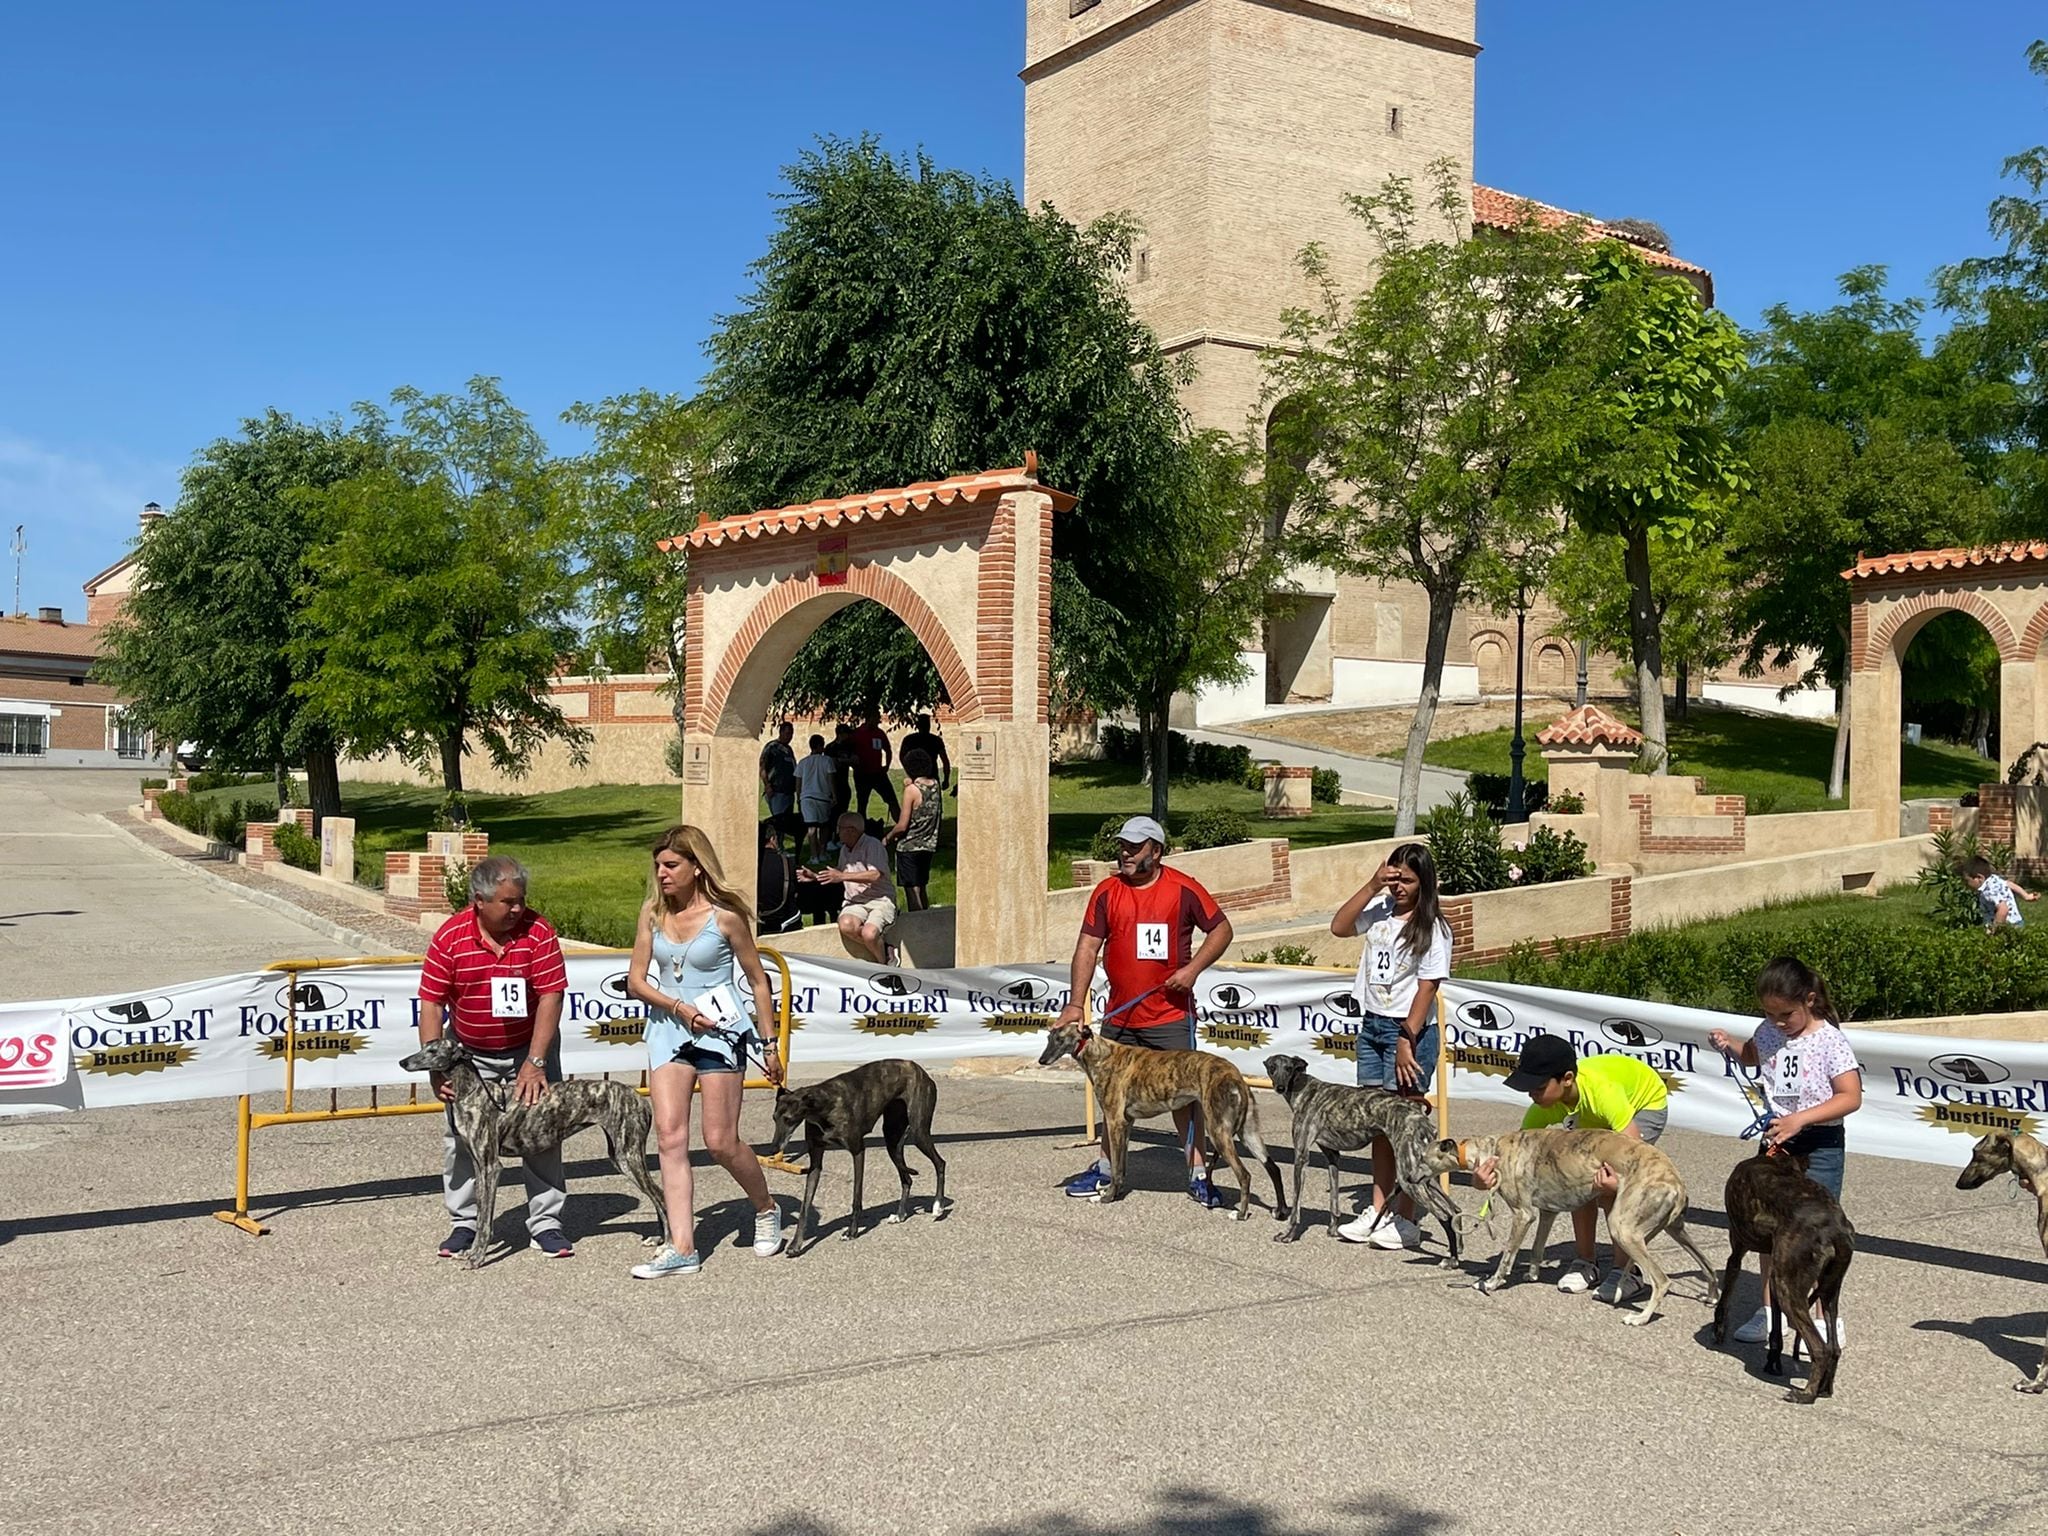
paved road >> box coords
[0,768,363,1004]
[1183,725,1470,815]
[4,1073,2043,1535]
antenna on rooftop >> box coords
[10,525,22,619]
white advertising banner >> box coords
[4,956,2043,1168]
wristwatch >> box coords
[524,1056,546,1070]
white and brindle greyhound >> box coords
[1956,1130,2048,1394]
[401,1037,667,1267]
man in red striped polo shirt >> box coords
[418,855,573,1261]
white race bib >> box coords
[1134,923,1169,962]
[691,983,746,1032]
[489,976,529,1019]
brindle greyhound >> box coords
[400,1037,667,1267]
[1713,1146,1854,1404]
[1039,1021,1288,1221]
[1955,1130,2048,1394]
[1263,1053,1460,1262]
[767,1059,949,1258]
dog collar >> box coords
[1074,1025,1092,1054]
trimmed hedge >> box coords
[1099,725,1254,785]
[1480,915,2048,1021]
[274,821,321,873]
[1179,805,1250,851]
[1467,772,1549,819]
[1310,767,1341,805]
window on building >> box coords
[1387,104,1403,136]
[0,713,49,756]
[68,675,84,686]
[1070,0,1102,16]
[115,713,150,759]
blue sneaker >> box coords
[1187,1172,1224,1210]
[437,1227,475,1259]
[529,1229,575,1259]
[1064,1165,1112,1199]
[631,1244,702,1280]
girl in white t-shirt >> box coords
[1328,842,1453,1250]
[1707,957,1862,1345]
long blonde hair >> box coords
[649,824,754,925]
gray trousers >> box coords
[442,1045,566,1237]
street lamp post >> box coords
[1507,579,1529,823]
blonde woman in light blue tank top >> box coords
[622,824,784,1277]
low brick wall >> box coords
[384,831,491,923]
[244,808,314,870]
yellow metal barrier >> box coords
[212,946,799,1237]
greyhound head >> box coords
[769,1085,818,1155]
[1264,1054,1309,1102]
[1435,1135,1495,1178]
[1956,1131,2018,1190]
[1039,1022,1089,1067]
[400,1037,467,1076]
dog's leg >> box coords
[1234,1095,1288,1221]
[1713,1241,1747,1346]
[882,1100,916,1225]
[1207,1088,1256,1221]
[1815,1237,1851,1399]
[1274,1124,1310,1244]
[1779,1287,1827,1403]
[1608,1218,1670,1327]
[1666,1218,1720,1306]
[786,1128,826,1260]
[1482,1207,1533,1294]
[845,1143,867,1241]
[454,1098,498,1271]
[1525,1210,1559,1284]
[908,1079,948,1217]
[1325,1142,1343,1241]
[1102,1110,1129,1204]
[614,1097,670,1249]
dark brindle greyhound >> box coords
[1955,1130,2048,1394]
[1038,1021,1288,1222]
[1263,1053,1460,1263]
[767,1059,948,1258]
[400,1036,667,1268]
[1712,1146,1854,1404]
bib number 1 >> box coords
[1135,923,1169,962]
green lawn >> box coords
[196,764,1394,946]
[1423,703,1992,813]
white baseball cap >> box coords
[1115,815,1167,847]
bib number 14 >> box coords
[1135,923,1169,962]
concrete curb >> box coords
[103,809,388,956]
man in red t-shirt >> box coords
[852,709,900,821]
[1054,815,1235,1207]
[417,855,572,1261]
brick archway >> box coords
[1845,543,2048,817]
[659,460,1074,966]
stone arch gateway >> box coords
[661,459,1075,966]
[1846,543,2048,818]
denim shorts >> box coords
[1356,1011,1437,1097]
[1784,1123,1846,1199]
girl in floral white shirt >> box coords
[1708,957,1862,1345]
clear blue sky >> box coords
[4,1,2042,610]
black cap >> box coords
[1504,1033,1576,1094]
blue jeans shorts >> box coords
[1356,1011,1437,1097]
[1784,1124,1846,1199]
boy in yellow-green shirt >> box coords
[1501,1033,1669,1303]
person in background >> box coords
[795,733,837,861]
[1965,856,2038,931]
[899,713,952,795]
[758,721,799,851]
[853,709,900,821]
[885,746,943,911]
[827,724,858,827]
[757,818,801,933]
[1707,956,1863,1345]
[801,811,899,963]
[416,855,573,1261]
[1328,843,1451,1250]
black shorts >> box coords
[896,848,934,886]
[1100,1017,1194,1051]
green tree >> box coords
[1902,611,2001,757]
[558,390,720,722]
[700,137,1186,720]
[1727,269,2003,797]
[296,378,589,793]
[1545,522,1738,721]
[1269,163,1589,833]
[1936,38,2048,526]
[94,411,385,826]
[1562,245,1749,773]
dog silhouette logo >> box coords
[92,997,173,1027]
[1600,1017,1662,1048]
[1929,1053,2011,1087]
[871,973,915,997]
[600,973,632,1000]
[1454,1001,1514,1033]
[272,981,347,1014]
[1001,978,1053,1003]
[1206,984,1255,1013]
[1322,990,1363,1017]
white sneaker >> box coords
[1595,1268,1648,1305]
[752,1201,785,1256]
[1731,1306,1775,1344]
[1369,1213,1421,1250]
[630,1244,702,1280]
[1336,1208,1386,1244]
[1557,1259,1599,1294]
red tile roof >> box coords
[1471,184,1714,304]
[662,454,1077,553]
[0,613,106,660]
[1535,703,1642,750]
[1847,543,2048,581]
